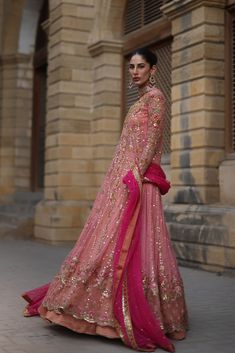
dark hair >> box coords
[130,47,158,67]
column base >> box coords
[165,203,235,274]
[34,200,92,243]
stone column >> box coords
[162,0,226,204]
[0,54,33,195]
[88,39,122,187]
[34,0,95,242]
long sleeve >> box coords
[134,91,166,181]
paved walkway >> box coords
[0,238,234,353]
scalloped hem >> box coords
[38,305,119,339]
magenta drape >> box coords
[112,163,174,352]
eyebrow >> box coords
[129,62,146,66]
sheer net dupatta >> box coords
[22,283,50,317]
[112,163,174,352]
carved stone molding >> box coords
[162,0,227,19]
[88,39,123,57]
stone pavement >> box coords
[0,238,234,353]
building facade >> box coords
[0,0,235,273]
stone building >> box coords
[0,0,234,273]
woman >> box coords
[22,48,188,352]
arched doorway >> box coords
[31,0,48,190]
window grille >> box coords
[124,0,164,35]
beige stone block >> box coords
[94,105,121,119]
[47,119,90,134]
[44,174,58,187]
[173,24,224,52]
[48,68,72,84]
[15,178,30,188]
[91,118,120,132]
[51,28,89,45]
[172,6,224,35]
[15,158,30,168]
[49,54,92,71]
[94,78,121,94]
[171,148,224,168]
[92,145,115,159]
[170,185,219,204]
[72,146,93,159]
[15,148,30,159]
[61,16,92,31]
[0,156,14,167]
[50,17,91,36]
[57,159,93,173]
[62,0,94,5]
[15,168,30,178]
[60,81,91,95]
[44,187,58,200]
[50,42,88,59]
[35,225,80,243]
[0,184,14,195]
[171,129,224,150]
[219,159,235,205]
[172,78,224,101]
[58,133,90,146]
[0,147,14,157]
[94,65,122,80]
[35,206,83,227]
[72,68,93,82]
[93,52,122,68]
[50,3,94,20]
[172,60,224,85]
[171,111,225,133]
[50,0,61,11]
[171,167,218,186]
[71,173,103,187]
[46,146,73,160]
[91,131,119,146]
[93,91,121,107]
[48,93,76,109]
[93,159,111,173]
[56,186,97,201]
[45,160,58,174]
[46,134,58,148]
[74,95,92,108]
[59,107,91,121]
[172,95,224,116]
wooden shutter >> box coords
[124,0,164,35]
[124,41,172,155]
[144,0,164,25]
[232,17,235,151]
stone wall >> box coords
[35,0,96,242]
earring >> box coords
[149,74,156,87]
[128,78,134,89]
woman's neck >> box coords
[138,83,155,98]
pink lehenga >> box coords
[22,87,188,352]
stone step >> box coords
[164,204,235,226]
[0,191,42,239]
[0,223,17,237]
[168,222,231,247]
[0,212,34,225]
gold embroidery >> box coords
[122,275,138,350]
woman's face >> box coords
[129,54,155,88]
